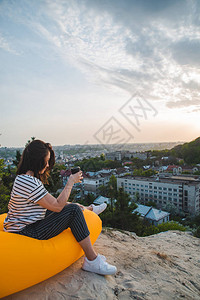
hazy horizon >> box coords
[0,140,187,149]
[1,0,200,148]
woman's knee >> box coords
[62,203,82,216]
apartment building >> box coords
[105,151,123,161]
[83,175,111,196]
[117,176,200,216]
[124,152,147,160]
[105,151,147,161]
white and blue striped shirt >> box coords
[4,174,48,232]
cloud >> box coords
[34,1,140,81]
[191,106,200,112]
[85,0,195,36]
[1,0,200,112]
[182,79,200,91]
[82,0,200,108]
[0,33,18,54]
[39,2,164,97]
[167,98,200,108]
[172,39,200,67]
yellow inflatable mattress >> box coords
[0,210,102,298]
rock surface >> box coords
[4,229,200,300]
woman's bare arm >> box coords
[37,171,83,212]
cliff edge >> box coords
[4,230,200,300]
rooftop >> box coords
[133,204,170,221]
[93,195,117,205]
[119,175,200,186]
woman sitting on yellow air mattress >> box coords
[3,139,117,276]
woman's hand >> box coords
[38,171,84,212]
[68,170,83,185]
[74,203,85,211]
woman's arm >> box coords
[37,171,83,212]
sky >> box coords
[0,0,200,147]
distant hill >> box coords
[170,137,200,164]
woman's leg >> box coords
[19,204,117,274]
[19,204,90,241]
[79,236,97,261]
[67,202,107,215]
[85,203,107,215]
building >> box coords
[117,176,200,216]
[60,168,115,197]
[105,151,123,161]
[182,166,200,174]
[60,169,86,200]
[124,151,148,160]
[93,195,117,206]
[133,204,170,226]
[159,165,200,175]
[166,165,182,175]
[83,175,111,196]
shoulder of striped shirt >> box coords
[16,175,42,186]
[13,176,43,196]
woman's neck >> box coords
[26,171,34,176]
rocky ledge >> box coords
[4,229,200,300]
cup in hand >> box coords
[71,166,81,174]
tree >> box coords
[13,150,21,167]
[132,168,156,177]
[163,203,179,217]
[0,186,10,214]
[0,159,13,214]
[145,201,157,208]
[0,159,4,178]
[142,224,159,236]
[83,193,96,206]
[25,136,36,147]
[100,154,105,161]
[170,137,200,164]
[98,184,108,197]
[194,226,200,238]
[135,192,140,203]
[68,189,78,202]
[107,175,117,211]
[45,164,63,196]
[193,214,200,227]
[131,158,144,169]
[2,166,15,192]
[98,175,118,211]
[74,157,122,172]
[113,188,138,230]
[157,221,186,232]
[100,185,142,232]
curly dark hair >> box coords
[17,139,55,184]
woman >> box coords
[4,140,117,276]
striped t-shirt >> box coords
[3,174,48,232]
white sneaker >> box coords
[91,203,107,215]
[82,254,117,275]
[99,254,106,261]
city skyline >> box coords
[0,0,200,147]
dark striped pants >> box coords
[18,203,90,242]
